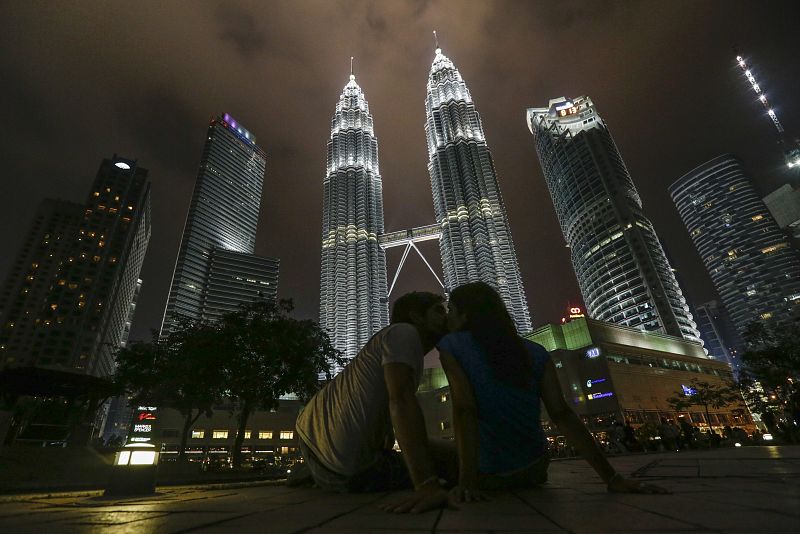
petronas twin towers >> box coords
[320,47,531,364]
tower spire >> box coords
[350,56,354,80]
[433,30,440,53]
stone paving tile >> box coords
[515,498,701,533]
[1,447,798,532]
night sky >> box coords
[2,1,799,343]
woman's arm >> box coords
[440,350,480,491]
[540,359,669,494]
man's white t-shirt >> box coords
[295,323,424,477]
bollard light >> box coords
[105,443,160,497]
[115,443,159,466]
[763,433,774,441]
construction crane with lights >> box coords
[735,51,800,170]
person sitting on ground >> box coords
[295,291,457,511]
[436,282,668,500]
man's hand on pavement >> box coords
[607,475,670,494]
[379,486,458,514]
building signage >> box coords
[562,305,586,324]
[569,307,585,319]
[553,101,578,117]
[585,347,601,359]
[586,391,614,400]
[585,378,607,388]
[681,384,697,396]
[129,406,157,443]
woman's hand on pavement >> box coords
[607,475,670,494]
[449,485,488,503]
[379,486,458,514]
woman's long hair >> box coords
[449,282,533,390]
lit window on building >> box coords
[279,431,293,440]
[242,430,251,439]
[440,421,451,431]
[212,430,228,439]
[191,430,204,439]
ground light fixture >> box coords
[104,442,160,496]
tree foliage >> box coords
[740,321,800,390]
[115,298,342,467]
[738,320,800,436]
[114,319,226,461]
[215,299,343,468]
[666,378,742,430]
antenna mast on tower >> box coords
[735,51,800,169]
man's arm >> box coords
[439,351,480,492]
[380,362,455,513]
[384,362,436,487]
[540,359,668,494]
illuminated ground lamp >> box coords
[104,443,160,496]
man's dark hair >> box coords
[391,291,443,324]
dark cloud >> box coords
[366,4,388,34]
[119,87,200,174]
[216,3,268,58]
[1,0,799,344]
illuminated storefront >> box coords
[418,316,752,444]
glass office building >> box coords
[161,114,278,335]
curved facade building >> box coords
[527,97,702,344]
[669,155,800,337]
[426,47,531,333]
[320,72,389,367]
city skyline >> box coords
[1,3,799,343]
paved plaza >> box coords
[0,446,798,533]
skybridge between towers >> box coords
[378,223,444,297]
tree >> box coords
[215,298,342,468]
[740,321,800,391]
[114,320,226,462]
[739,320,800,437]
[666,378,742,432]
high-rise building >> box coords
[161,114,278,335]
[426,46,531,332]
[527,97,702,344]
[693,300,740,369]
[0,156,151,377]
[669,155,800,337]
[319,69,389,366]
[763,184,800,240]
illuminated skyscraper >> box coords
[426,46,531,332]
[669,155,800,337]
[320,67,389,367]
[161,114,278,335]
[0,156,151,377]
[527,97,702,344]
